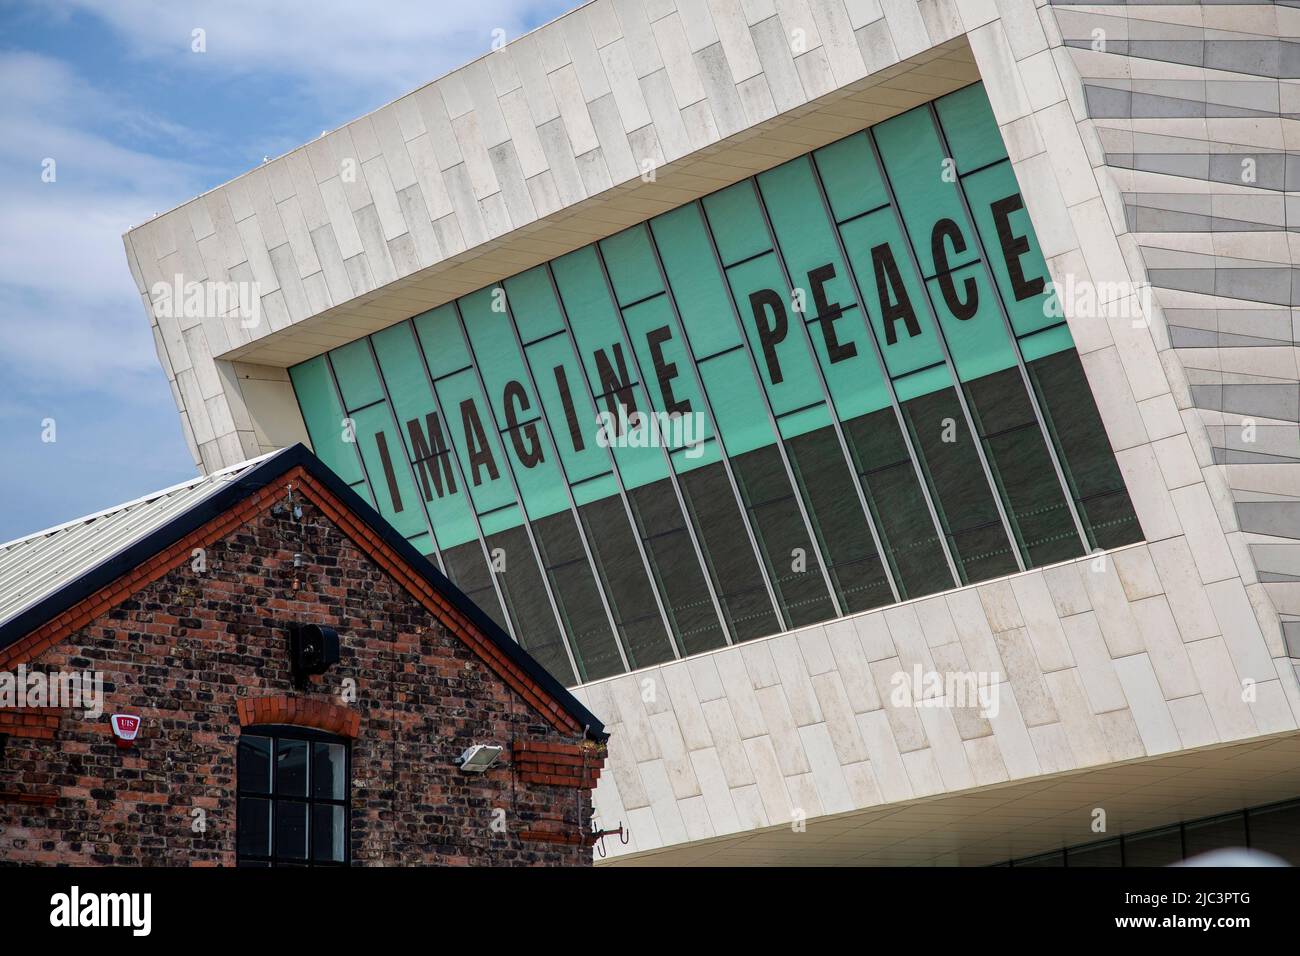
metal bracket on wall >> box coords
[590,822,630,858]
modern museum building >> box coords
[119,0,1300,864]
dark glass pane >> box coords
[441,540,508,630]
[902,387,1019,582]
[678,459,781,641]
[1077,491,1142,548]
[731,444,835,627]
[747,496,831,625]
[533,510,623,681]
[787,426,893,614]
[1184,813,1247,860]
[1028,350,1142,550]
[276,739,308,797]
[550,555,622,681]
[312,804,347,863]
[576,495,676,668]
[843,408,953,599]
[312,742,346,801]
[276,802,308,860]
[237,797,271,857]
[723,585,782,645]
[1015,850,1064,867]
[1123,825,1183,866]
[238,736,271,795]
[1067,839,1123,867]
[627,480,727,656]
[1246,802,1300,864]
[483,526,575,684]
[965,368,1083,567]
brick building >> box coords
[96,0,1300,865]
[0,444,608,866]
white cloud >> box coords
[54,0,575,102]
[0,1,580,391]
[0,48,214,538]
[0,0,583,538]
[0,52,210,387]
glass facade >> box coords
[1001,799,1300,867]
[289,82,1141,687]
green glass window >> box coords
[289,81,1142,687]
[289,356,363,486]
[603,224,782,641]
[551,248,728,655]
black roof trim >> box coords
[0,444,606,742]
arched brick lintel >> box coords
[237,695,360,738]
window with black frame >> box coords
[237,726,349,867]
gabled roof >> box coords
[0,444,606,741]
[0,453,276,630]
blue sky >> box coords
[0,0,576,542]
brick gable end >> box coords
[0,482,602,866]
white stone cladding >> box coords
[1047,0,1300,686]
[121,0,1298,863]
[576,539,1300,863]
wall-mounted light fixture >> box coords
[288,623,340,689]
[456,744,503,773]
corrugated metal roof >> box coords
[0,452,276,629]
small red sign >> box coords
[111,714,141,748]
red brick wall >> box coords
[0,489,603,866]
